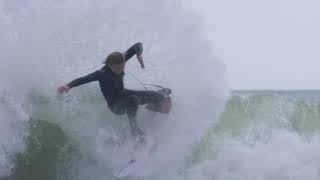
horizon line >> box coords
[231,89,320,91]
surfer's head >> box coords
[104,52,125,75]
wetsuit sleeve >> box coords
[67,70,103,88]
[125,42,143,61]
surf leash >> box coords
[127,71,166,91]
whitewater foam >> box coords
[0,0,226,179]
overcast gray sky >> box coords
[187,0,320,90]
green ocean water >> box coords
[2,90,320,180]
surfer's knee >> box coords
[110,106,126,115]
[149,91,165,103]
[125,95,139,118]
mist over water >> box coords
[0,0,227,179]
[0,90,28,177]
[2,1,320,180]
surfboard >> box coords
[113,87,172,177]
[113,135,155,178]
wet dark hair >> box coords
[103,52,125,66]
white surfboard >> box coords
[113,135,155,178]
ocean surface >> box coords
[190,90,320,180]
[1,90,320,180]
[1,1,320,180]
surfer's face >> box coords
[110,62,125,75]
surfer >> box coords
[57,42,166,138]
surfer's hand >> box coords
[57,85,71,94]
[137,55,145,69]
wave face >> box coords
[0,0,226,180]
[187,90,320,180]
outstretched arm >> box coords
[57,70,102,94]
[125,42,145,69]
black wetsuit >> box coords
[67,42,164,136]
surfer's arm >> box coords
[67,70,103,88]
[124,42,145,69]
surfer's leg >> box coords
[125,95,144,136]
[125,90,164,105]
[110,96,143,136]
[109,101,126,115]
[125,95,139,119]
[109,96,139,118]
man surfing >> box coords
[57,42,169,139]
